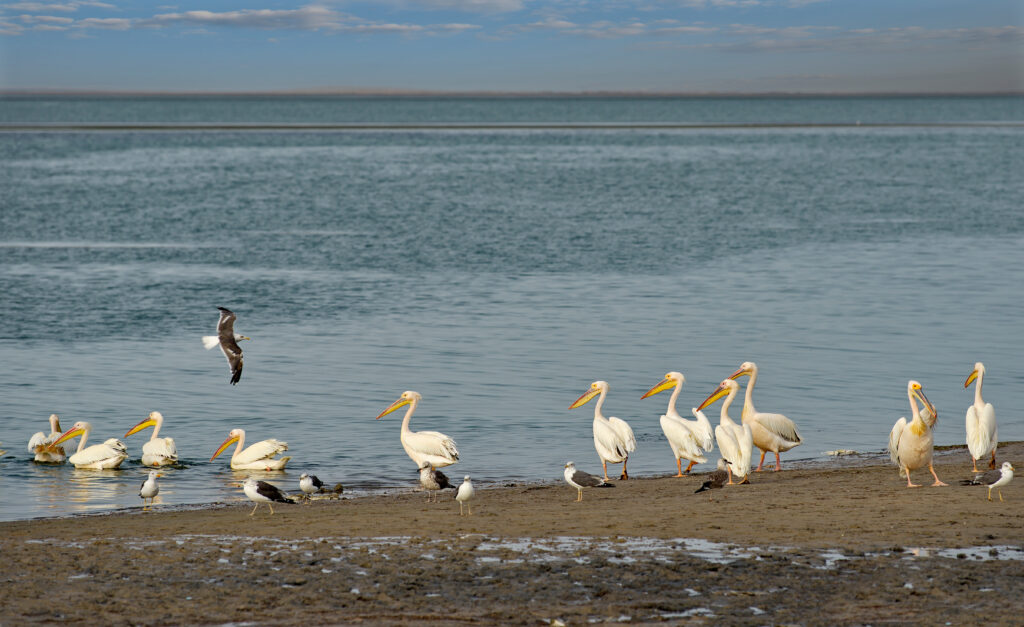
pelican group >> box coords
[376,391,459,469]
[964,362,997,472]
[729,362,802,471]
[124,411,178,467]
[27,413,66,463]
[53,421,128,469]
[888,380,946,488]
[697,379,753,485]
[210,428,290,470]
[641,371,714,476]
[569,381,636,481]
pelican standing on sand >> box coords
[888,380,946,488]
[569,381,636,481]
[456,475,474,516]
[202,306,249,385]
[139,470,161,508]
[124,411,178,467]
[729,362,802,471]
[243,478,294,516]
[27,414,66,463]
[697,380,753,485]
[964,362,997,472]
[376,391,459,470]
[641,372,714,476]
[52,421,128,469]
[563,461,614,502]
[210,428,290,470]
[418,461,454,502]
[961,462,1014,502]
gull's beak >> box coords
[125,417,157,438]
[568,387,600,410]
[697,383,729,411]
[53,426,84,446]
[728,366,750,380]
[377,396,411,420]
[240,336,251,341]
[641,377,676,400]
[965,369,978,388]
[210,435,240,461]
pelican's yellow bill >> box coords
[641,378,676,399]
[697,385,729,411]
[53,427,84,446]
[210,435,239,461]
[125,417,157,438]
[376,397,411,420]
[568,387,600,410]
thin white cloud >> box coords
[412,0,524,12]
[18,13,73,22]
[74,17,130,29]
[144,6,343,30]
[2,0,113,11]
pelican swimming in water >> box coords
[202,306,249,385]
[210,428,290,470]
[27,413,66,463]
[124,411,178,467]
[697,379,753,485]
[376,391,459,469]
[569,381,636,481]
[641,372,714,476]
[964,362,997,472]
[243,478,294,516]
[139,470,161,509]
[729,362,802,471]
[52,421,128,469]
[888,380,946,488]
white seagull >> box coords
[569,380,637,481]
[961,462,1014,502]
[729,362,802,471]
[210,428,290,470]
[964,362,998,472]
[27,413,66,463]
[139,470,161,509]
[889,380,946,488]
[456,475,474,516]
[641,371,714,476]
[697,379,753,485]
[124,411,178,467]
[202,306,249,385]
[52,421,128,469]
[563,461,614,502]
[242,478,295,516]
[377,391,459,470]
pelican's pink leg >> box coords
[602,460,610,482]
[972,457,980,473]
[755,450,767,472]
[683,460,697,475]
[905,467,921,488]
[620,458,629,481]
[774,451,782,471]
[928,463,947,487]
[674,458,684,478]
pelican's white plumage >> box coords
[569,380,636,481]
[641,372,714,476]
[376,391,459,469]
[964,362,997,472]
[698,379,753,484]
[27,413,66,463]
[729,362,802,471]
[125,411,178,467]
[210,428,290,470]
[888,380,946,488]
[53,421,128,469]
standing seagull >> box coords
[418,461,454,502]
[563,461,614,502]
[299,473,325,501]
[964,362,997,472]
[202,306,250,385]
[695,458,730,495]
[961,462,1014,502]
[569,381,636,481]
[456,475,474,516]
[243,478,294,516]
[139,470,161,509]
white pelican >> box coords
[729,362,802,471]
[242,478,294,516]
[569,381,636,481]
[641,372,714,476]
[27,413,66,463]
[124,411,178,467]
[888,380,947,488]
[418,461,455,502]
[139,470,161,508]
[210,428,290,470]
[563,461,614,502]
[695,459,730,495]
[376,391,459,469]
[697,379,753,485]
[965,362,998,472]
[456,475,474,516]
[202,306,249,385]
[52,422,128,469]
[961,462,1014,502]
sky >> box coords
[0,0,1021,93]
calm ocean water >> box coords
[1,96,1022,521]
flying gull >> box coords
[139,470,161,509]
[202,306,249,385]
[695,458,730,496]
[961,462,1014,502]
[243,478,295,516]
[418,461,454,502]
[563,461,614,502]
[456,475,474,516]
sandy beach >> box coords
[2,443,1022,625]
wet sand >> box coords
[2,444,1022,625]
